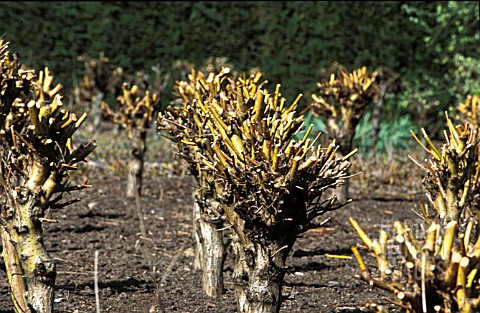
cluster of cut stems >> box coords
[160,67,354,238]
[410,111,480,222]
[311,66,378,155]
[0,37,96,313]
[0,41,97,217]
[351,215,480,312]
[455,95,480,129]
[102,82,160,136]
[351,109,480,313]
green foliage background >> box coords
[1,1,478,132]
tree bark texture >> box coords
[192,195,203,271]
[1,196,56,313]
[1,228,29,312]
[334,149,351,205]
[336,178,349,205]
[325,118,355,204]
[127,130,147,198]
[192,189,225,297]
[327,118,355,158]
[232,240,289,313]
[92,91,104,129]
[199,215,225,297]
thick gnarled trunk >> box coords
[1,228,29,312]
[192,189,225,297]
[334,150,352,205]
[336,179,349,204]
[232,240,289,313]
[127,130,147,198]
[192,197,203,271]
[199,216,224,297]
[1,198,56,313]
[328,119,356,204]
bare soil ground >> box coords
[0,157,427,313]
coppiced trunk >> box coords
[92,91,104,129]
[192,194,203,271]
[232,240,289,313]
[1,228,29,312]
[1,199,56,313]
[335,136,353,205]
[371,89,384,147]
[127,130,147,198]
[199,216,224,296]
[192,189,225,297]
[336,178,349,204]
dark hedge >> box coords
[1,1,478,115]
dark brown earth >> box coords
[0,152,427,313]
